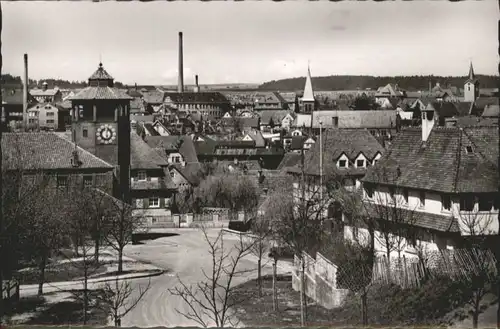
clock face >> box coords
[96,124,116,144]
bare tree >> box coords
[97,277,151,327]
[102,191,148,274]
[249,215,272,297]
[169,227,255,328]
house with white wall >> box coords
[352,105,499,260]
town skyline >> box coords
[2,1,498,85]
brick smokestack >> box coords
[23,54,29,128]
[178,32,184,93]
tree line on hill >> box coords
[259,75,499,92]
[1,74,125,89]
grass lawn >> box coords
[16,260,111,285]
[5,289,111,326]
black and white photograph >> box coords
[0,0,499,328]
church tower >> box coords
[464,62,479,102]
[301,65,315,113]
[69,62,133,202]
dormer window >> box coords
[338,160,347,168]
[466,145,474,154]
[356,159,365,168]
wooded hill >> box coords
[259,75,499,92]
[1,74,125,89]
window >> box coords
[83,175,93,187]
[478,195,494,212]
[364,185,374,198]
[372,159,378,166]
[466,145,474,154]
[46,119,54,124]
[460,195,475,211]
[356,159,365,168]
[338,159,347,168]
[46,112,55,117]
[137,171,147,181]
[442,195,451,211]
[170,170,175,178]
[419,191,425,207]
[388,187,395,202]
[83,129,88,138]
[332,117,339,127]
[57,175,68,188]
[403,189,409,204]
[467,85,470,91]
[149,197,159,208]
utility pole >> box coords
[319,121,323,220]
[0,1,4,324]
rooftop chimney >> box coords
[421,107,435,142]
[23,54,29,128]
[194,75,200,93]
[42,81,48,91]
[178,32,184,93]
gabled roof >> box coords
[290,136,307,150]
[277,153,302,172]
[130,132,168,170]
[375,83,405,97]
[142,90,165,104]
[288,129,384,176]
[362,127,498,193]
[30,88,60,97]
[143,123,160,136]
[428,102,460,118]
[243,129,266,148]
[259,110,292,125]
[2,132,113,170]
[481,104,499,118]
[145,135,199,164]
[2,88,37,105]
[302,66,315,102]
[292,113,312,128]
[311,110,397,129]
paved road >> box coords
[121,228,290,327]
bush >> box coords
[228,220,249,232]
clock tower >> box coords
[69,62,133,203]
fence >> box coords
[292,251,350,309]
[371,248,498,288]
[2,279,20,302]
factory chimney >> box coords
[23,54,29,129]
[178,32,184,93]
[194,75,199,93]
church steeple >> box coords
[464,61,479,102]
[302,64,315,103]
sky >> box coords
[2,1,499,86]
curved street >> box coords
[121,228,291,327]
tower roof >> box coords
[89,62,114,82]
[302,65,315,102]
[466,61,478,84]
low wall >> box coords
[292,252,349,309]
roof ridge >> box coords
[53,133,114,168]
[451,129,462,193]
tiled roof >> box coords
[195,136,218,155]
[474,97,499,112]
[145,135,199,164]
[131,178,176,191]
[221,116,260,128]
[143,123,160,136]
[428,102,459,118]
[454,116,497,127]
[258,110,292,125]
[277,152,302,172]
[130,132,168,170]
[127,89,143,98]
[89,63,114,81]
[217,160,262,172]
[455,102,473,117]
[290,136,307,150]
[243,129,266,148]
[362,203,460,233]
[130,98,145,111]
[142,91,165,104]
[289,129,384,177]
[131,114,155,123]
[2,132,113,170]
[482,105,499,117]
[2,88,37,105]
[363,127,498,193]
[311,110,397,129]
[165,92,229,104]
[30,88,60,97]
[70,87,133,100]
[174,162,203,186]
[292,114,312,128]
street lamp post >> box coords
[319,121,323,220]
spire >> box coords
[302,63,315,102]
[468,61,475,81]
